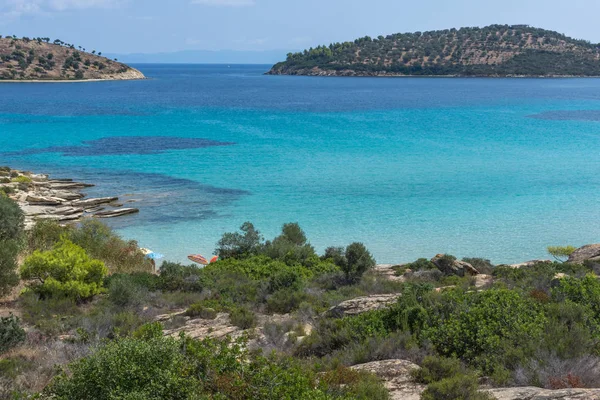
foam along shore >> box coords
[0,167,139,229]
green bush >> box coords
[45,336,197,399]
[0,239,20,297]
[423,289,547,373]
[412,356,464,384]
[132,322,163,340]
[0,196,23,295]
[266,289,309,313]
[44,335,338,399]
[343,242,376,283]
[158,262,202,292]
[27,219,70,252]
[10,176,32,184]
[185,303,218,320]
[107,274,149,307]
[421,373,494,400]
[215,221,263,259]
[20,238,108,301]
[69,220,151,274]
[0,314,25,354]
[230,306,257,329]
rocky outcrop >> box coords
[326,294,401,317]
[350,359,424,400]
[431,254,479,276]
[510,260,552,268]
[72,197,119,208]
[163,312,244,340]
[488,387,600,399]
[93,208,139,218]
[374,264,406,282]
[1,168,140,228]
[568,244,600,264]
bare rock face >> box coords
[509,260,552,269]
[326,294,401,317]
[474,274,494,288]
[350,359,424,400]
[568,244,600,264]
[488,387,600,400]
[163,312,244,340]
[431,254,479,276]
[374,264,406,282]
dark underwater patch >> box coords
[7,136,234,156]
[528,110,600,121]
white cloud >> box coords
[191,0,255,7]
[1,0,123,18]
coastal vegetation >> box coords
[2,189,600,398]
[0,36,144,81]
[268,24,600,77]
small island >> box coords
[0,36,144,81]
[267,24,600,77]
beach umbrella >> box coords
[210,256,218,263]
[146,252,164,260]
[188,254,209,265]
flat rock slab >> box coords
[163,312,244,340]
[49,182,94,189]
[488,387,600,400]
[327,293,401,317]
[73,197,119,208]
[351,359,424,400]
[93,208,139,218]
[26,195,66,206]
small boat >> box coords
[210,256,218,263]
[188,254,209,265]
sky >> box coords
[1,0,600,57]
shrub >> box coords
[0,239,20,296]
[158,262,203,292]
[421,373,494,400]
[69,220,151,274]
[230,306,257,329]
[462,258,494,274]
[423,289,547,373]
[215,221,263,259]
[0,314,25,354]
[406,258,437,271]
[412,355,464,384]
[27,219,70,252]
[320,366,389,400]
[0,195,23,242]
[20,238,108,301]
[107,275,149,307]
[266,289,309,314]
[44,335,332,399]
[185,303,218,320]
[262,223,317,265]
[10,175,32,184]
[44,336,197,399]
[132,322,163,340]
[343,242,376,283]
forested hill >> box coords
[267,25,600,77]
[0,36,144,81]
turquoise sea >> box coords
[2,64,600,264]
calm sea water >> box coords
[1,64,600,264]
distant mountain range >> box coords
[106,49,291,64]
[267,24,600,77]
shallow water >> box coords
[1,64,600,264]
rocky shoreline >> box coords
[0,167,139,229]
